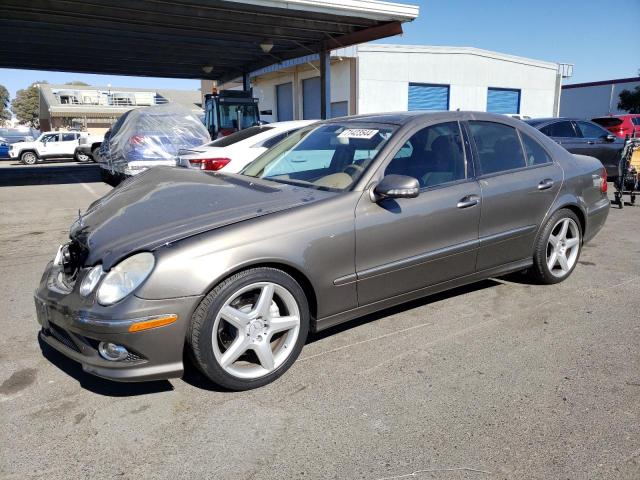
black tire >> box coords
[188,267,309,391]
[530,208,582,285]
[20,151,38,165]
[91,147,100,163]
[100,168,111,184]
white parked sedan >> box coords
[176,120,317,172]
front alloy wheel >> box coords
[189,268,309,390]
[20,151,37,165]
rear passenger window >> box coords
[576,121,607,139]
[257,131,288,149]
[385,121,466,188]
[62,133,77,141]
[468,121,525,175]
[540,121,577,138]
[521,133,551,166]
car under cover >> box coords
[74,167,336,269]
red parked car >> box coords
[592,114,640,139]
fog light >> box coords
[98,342,129,361]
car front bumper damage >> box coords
[35,261,202,382]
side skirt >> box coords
[313,258,533,332]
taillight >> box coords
[188,158,231,171]
[129,135,146,146]
[600,167,607,194]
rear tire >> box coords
[530,209,582,284]
[75,151,90,162]
[188,267,309,391]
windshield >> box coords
[242,123,397,191]
[219,104,259,130]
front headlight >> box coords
[96,252,155,306]
[80,265,103,296]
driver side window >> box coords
[385,122,466,188]
[43,134,59,143]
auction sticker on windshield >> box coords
[338,129,379,139]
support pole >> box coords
[320,47,331,119]
[243,73,250,92]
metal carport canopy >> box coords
[0,0,419,82]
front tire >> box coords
[530,209,582,284]
[188,268,309,391]
[20,151,37,165]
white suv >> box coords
[9,131,90,165]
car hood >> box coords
[72,166,336,268]
[10,141,34,148]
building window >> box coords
[408,83,450,111]
[487,88,521,114]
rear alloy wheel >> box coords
[20,151,37,165]
[75,151,90,162]
[530,209,582,284]
[189,268,309,390]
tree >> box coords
[11,81,47,128]
[617,85,640,114]
[0,85,10,125]
[65,81,90,86]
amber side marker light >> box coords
[128,314,178,332]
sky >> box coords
[1,0,638,101]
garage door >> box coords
[276,82,293,121]
[303,77,321,120]
[331,101,348,118]
[487,88,520,114]
[408,83,449,111]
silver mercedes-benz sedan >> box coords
[35,112,610,390]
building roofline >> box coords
[356,44,559,70]
[223,0,419,21]
[562,76,640,89]
[40,84,200,94]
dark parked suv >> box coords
[526,118,624,178]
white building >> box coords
[249,44,563,122]
[39,84,202,134]
[560,77,640,119]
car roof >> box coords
[324,111,537,131]
[592,114,640,119]
[525,117,596,126]
[267,120,317,129]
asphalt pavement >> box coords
[1,161,638,479]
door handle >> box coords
[537,179,554,191]
[457,195,479,209]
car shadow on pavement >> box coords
[38,337,174,397]
[307,279,502,344]
[0,163,101,187]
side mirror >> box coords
[371,174,420,202]
[605,134,616,142]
